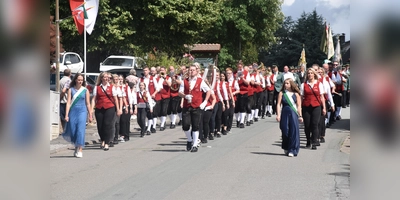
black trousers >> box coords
[341,90,347,107]
[120,105,133,139]
[273,90,279,114]
[113,114,120,141]
[153,100,161,118]
[226,100,234,131]
[234,99,239,114]
[247,95,254,113]
[182,107,202,132]
[346,91,350,105]
[159,98,170,117]
[215,101,223,132]
[302,106,321,145]
[253,92,261,110]
[95,107,116,144]
[319,113,326,138]
[237,93,248,113]
[260,91,267,117]
[137,108,147,133]
[210,103,218,133]
[167,96,181,115]
[201,110,212,139]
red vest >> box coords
[226,82,232,100]
[159,76,171,99]
[269,74,275,91]
[328,71,344,92]
[238,70,249,94]
[302,82,322,107]
[213,82,221,102]
[252,73,263,93]
[183,78,203,108]
[170,75,180,97]
[229,79,237,101]
[137,91,149,103]
[248,74,254,96]
[140,76,161,101]
[95,85,115,109]
[266,75,274,91]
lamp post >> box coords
[55,0,60,93]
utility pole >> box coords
[55,0,60,92]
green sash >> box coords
[283,91,299,117]
[70,87,86,108]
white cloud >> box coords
[316,0,350,8]
[283,0,296,6]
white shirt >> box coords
[300,80,325,96]
[320,75,335,107]
[136,75,161,93]
[179,77,210,93]
[221,81,229,100]
[137,90,154,109]
[282,72,295,82]
[228,77,240,91]
[265,75,271,87]
[93,83,118,97]
[127,87,137,105]
[260,74,266,88]
[273,72,279,82]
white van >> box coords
[52,52,84,73]
[99,55,145,76]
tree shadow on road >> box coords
[152,149,186,152]
[251,152,286,156]
[50,155,76,158]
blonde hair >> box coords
[281,78,301,94]
[306,68,319,81]
[96,72,108,86]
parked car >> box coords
[99,55,145,77]
[52,52,84,73]
[50,73,95,95]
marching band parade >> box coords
[61,59,350,157]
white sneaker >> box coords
[75,152,83,158]
[288,152,294,157]
[120,138,125,143]
[118,136,124,141]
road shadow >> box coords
[327,171,350,177]
[50,155,76,158]
[251,152,286,156]
[326,119,350,131]
[152,149,186,152]
[157,143,186,146]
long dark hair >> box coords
[69,73,86,88]
[220,71,228,82]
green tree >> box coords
[205,0,284,68]
[259,10,328,69]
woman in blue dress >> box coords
[63,73,93,158]
[276,78,303,157]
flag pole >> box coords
[83,0,87,81]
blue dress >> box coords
[280,92,300,156]
[62,87,87,147]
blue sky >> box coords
[281,0,350,41]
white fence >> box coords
[50,91,60,140]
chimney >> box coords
[339,33,345,45]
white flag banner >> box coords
[327,25,335,59]
[333,38,342,64]
[84,0,99,35]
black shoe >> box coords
[311,145,317,150]
[201,138,208,144]
[216,133,221,138]
[342,106,346,108]
[170,123,176,129]
[315,141,321,146]
[190,146,198,152]
[236,121,240,128]
[186,142,192,151]
[306,141,311,149]
[246,121,250,126]
[140,131,145,137]
[104,147,109,151]
[208,134,214,140]
[320,137,325,143]
[336,115,342,120]
[160,127,165,131]
[151,127,156,133]
[146,131,151,135]
[250,120,254,124]
[240,123,245,128]
[113,140,119,145]
[261,116,265,119]
[222,130,228,135]
[326,123,330,128]
[178,120,182,125]
[109,142,114,147]
[125,137,130,142]
[254,118,258,122]
[267,112,272,117]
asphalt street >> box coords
[50,108,350,200]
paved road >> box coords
[50,108,350,200]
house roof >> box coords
[186,43,221,53]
